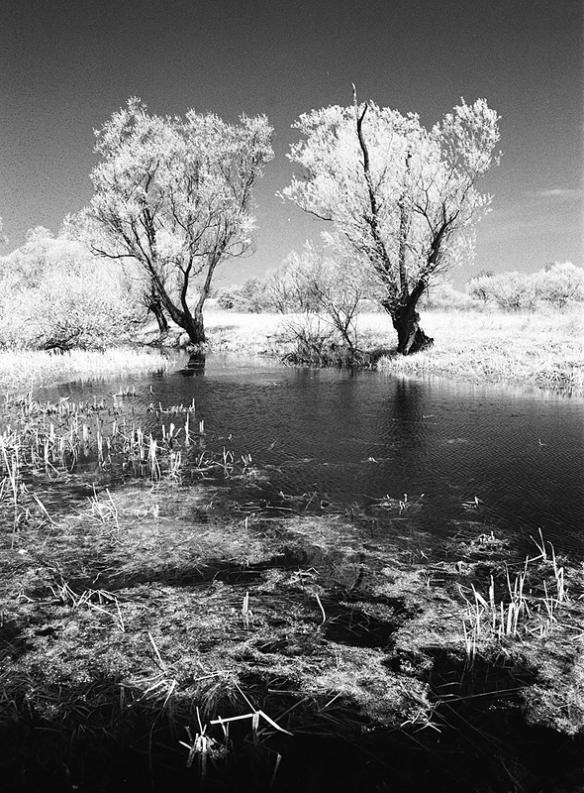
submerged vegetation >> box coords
[0,390,583,791]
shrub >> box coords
[422,282,476,311]
[467,271,537,311]
[534,261,584,308]
[216,288,236,310]
[0,228,140,350]
[467,264,584,311]
[216,278,274,312]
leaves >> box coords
[284,98,500,310]
[87,99,274,335]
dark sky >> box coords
[0,0,582,286]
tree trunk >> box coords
[182,309,206,346]
[148,296,169,334]
[390,302,434,355]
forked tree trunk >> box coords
[177,254,223,346]
[148,296,169,335]
[388,301,434,355]
[149,252,221,347]
[181,309,206,345]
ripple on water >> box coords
[36,355,584,555]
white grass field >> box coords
[0,307,581,396]
[206,306,584,394]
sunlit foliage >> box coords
[86,98,273,344]
[0,227,137,350]
[284,95,500,353]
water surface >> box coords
[47,355,584,554]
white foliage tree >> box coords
[87,98,273,345]
[283,92,500,353]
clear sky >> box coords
[0,0,582,286]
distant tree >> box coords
[283,92,500,354]
[216,287,236,310]
[236,278,269,312]
[535,262,584,308]
[468,271,537,311]
[422,281,475,311]
[87,98,273,345]
[267,249,322,314]
[466,270,495,303]
[215,278,271,312]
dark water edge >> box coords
[4,693,584,793]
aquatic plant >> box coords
[460,531,574,664]
[0,385,582,791]
[0,394,249,492]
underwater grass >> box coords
[2,479,584,789]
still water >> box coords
[48,355,584,554]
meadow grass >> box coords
[377,308,584,394]
[2,306,580,398]
[205,306,584,394]
[204,306,389,355]
[0,347,175,396]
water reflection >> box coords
[179,351,206,375]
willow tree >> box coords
[283,93,500,354]
[88,98,273,345]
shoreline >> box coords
[1,307,582,398]
[203,308,584,396]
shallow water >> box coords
[43,355,584,554]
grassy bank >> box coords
[1,393,583,791]
[204,306,584,395]
[377,309,584,395]
[0,348,175,396]
[1,306,580,398]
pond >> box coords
[43,354,584,556]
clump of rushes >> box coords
[0,394,249,492]
[460,529,574,664]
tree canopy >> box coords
[283,95,500,353]
[87,98,273,344]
